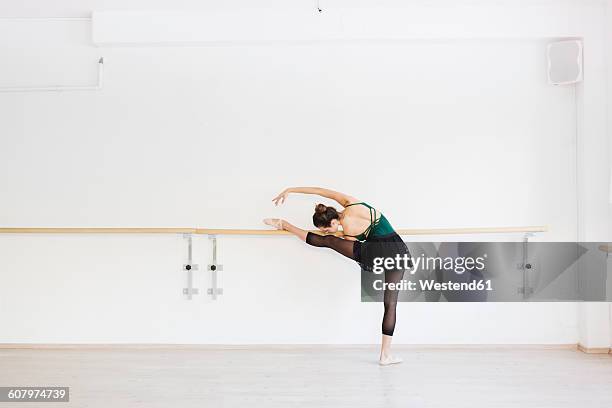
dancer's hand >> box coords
[272,188,291,206]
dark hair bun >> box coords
[313,203,340,228]
[315,203,327,214]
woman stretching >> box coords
[264,187,410,366]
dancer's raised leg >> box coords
[264,218,356,260]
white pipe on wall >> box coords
[0,57,103,92]
[0,17,91,22]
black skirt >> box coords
[353,232,412,272]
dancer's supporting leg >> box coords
[380,268,404,366]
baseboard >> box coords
[577,343,612,354]
[0,343,581,351]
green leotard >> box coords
[342,202,395,241]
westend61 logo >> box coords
[372,253,487,275]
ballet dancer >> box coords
[264,187,410,366]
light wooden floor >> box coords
[0,347,610,408]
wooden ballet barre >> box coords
[396,226,548,236]
[598,244,612,253]
[0,226,547,235]
[197,226,548,235]
[0,228,197,234]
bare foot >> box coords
[379,355,403,366]
[263,218,283,230]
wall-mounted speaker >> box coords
[547,40,583,85]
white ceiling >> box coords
[0,0,593,18]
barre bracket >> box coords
[182,233,200,300]
[207,235,224,300]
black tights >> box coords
[305,232,402,336]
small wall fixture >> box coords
[547,40,583,85]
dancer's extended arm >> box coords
[272,187,357,207]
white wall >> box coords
[609,0,612,350]
[606,0,612,350]
[0,0,608,345]
[576,0,612,351]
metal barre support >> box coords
[182,233,199,299]
[517,232,534,299]
[207,235,224,300]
